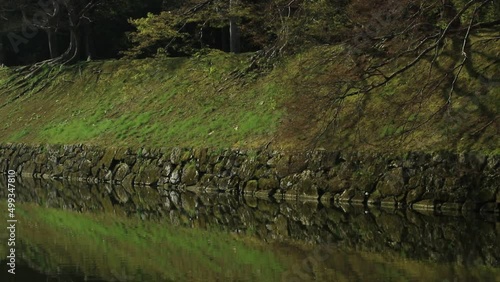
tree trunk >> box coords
[61,28,81,64]
[46,0,61,59]
[83,23,95,60]
[47,29,59,58]
[229,0,240,53]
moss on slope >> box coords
[0,38,498,153]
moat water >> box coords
[0,177,499,281]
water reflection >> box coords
[0,177,499,281]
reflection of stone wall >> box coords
[0,143,498,212]
[1,178,498,267]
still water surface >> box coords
[0,178,499,281]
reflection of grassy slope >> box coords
[278,240,500,281]
[0,34,498,152]
[4,203,499,281]
[16,203,285,281]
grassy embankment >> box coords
[0,34,498,153]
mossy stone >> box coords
[258,177,279,191]
[244,180,258,194]
[181,163,199,186]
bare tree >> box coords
[52,0,100,64]
[345,0,499,98]
[313,0,500,145]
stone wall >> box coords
[0,143,498,213]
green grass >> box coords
[6,128,30,142]
[0,52,284,149]
[0,36,498,152]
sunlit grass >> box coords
[0,34,498,151]
[0,52,283,149]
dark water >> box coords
[0,177,499,281]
